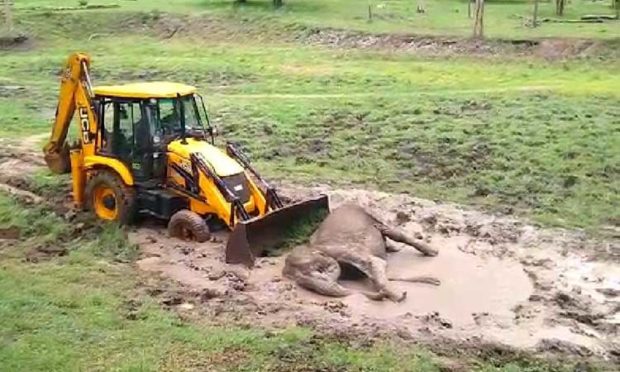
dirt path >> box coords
[1,137,618,362]
[0,133,48,177]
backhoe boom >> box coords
[43,52,93,174]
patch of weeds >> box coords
[264,205,329,257]
[86,223,139,262]
[29,170,70,196]
[0,193,69,244]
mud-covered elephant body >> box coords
[283,204,439,301]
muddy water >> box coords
[340,238,533,328]
[129,187,618,359]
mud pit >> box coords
[0,137,617,361]
[132,185,619,361]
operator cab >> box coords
[92,82,214,182]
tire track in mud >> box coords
[1,134,618,363]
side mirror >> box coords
[209,127,218,136]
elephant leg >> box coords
[388,275,441,286]
[294,273,352,297]
[337,251,406,302]
[375,224,438,257]
[385,239,401,253]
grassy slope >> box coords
[1,8,618,231]
[11,0,620,39]
[1,193,577,371]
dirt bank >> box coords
[143,13,620,59]
[22,11,620,60]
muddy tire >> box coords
[168,210,211,243]
[85,170,136,224]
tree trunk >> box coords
[3,0,12,33]
[273,0,283,8]
[473,0,484,38]
[555,0,565,16]
[532,0,540,27]
[417,0,426,13]
[468,0,473,19]
[616,0,619,20]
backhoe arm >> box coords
[43,52,93,174]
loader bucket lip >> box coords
[44,151,71,174]
[225,194,329,267]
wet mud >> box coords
[131,185,619,361]
[1,136,618,362]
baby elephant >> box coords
[283,204,439,302]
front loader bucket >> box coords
[225,195,329,267]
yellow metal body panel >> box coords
[93,82,196,99]
[69,149,85,208]
[83,155,134,186]
[167,138,244,177]
[43,52,94,174]
[165,147,268,228]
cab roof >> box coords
[93,82,197,99]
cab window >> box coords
[158,99,179,135]
[156,96,203,136]
[100,100,144,161]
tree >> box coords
[417,0,426,14]
[555,0,565,16]
[235,0,282,7]
[473,0,484,38]
[2,0,12,34]
[532,0,540,27]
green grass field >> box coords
[1,4,618,232]
[1,1,619,370]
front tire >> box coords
[168,210,211,243]
[85,170,136,224]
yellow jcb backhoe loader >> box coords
[43,52,328,267]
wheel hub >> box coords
[103,195,116,210]
[93,186,119,220]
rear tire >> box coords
[168,210,211,243]
[85,170,136,224]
